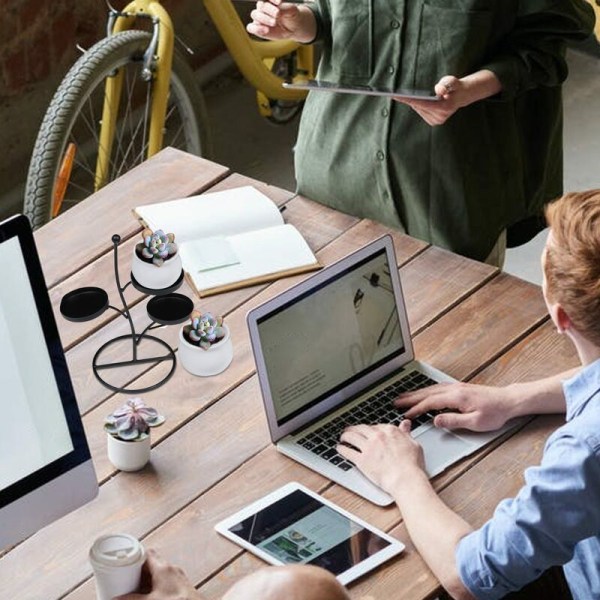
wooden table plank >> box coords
[469,319,580,386]
[401,247,497,336]
[413,273,549,381]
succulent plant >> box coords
[104,398,165,441]
[136,228,177,267]
[183,310,225,350]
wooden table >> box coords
[0,149,580,600]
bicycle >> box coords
[23,0,314,229]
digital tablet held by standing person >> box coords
[248,0,596,265]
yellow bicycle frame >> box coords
[95,0,314,190]
[203,0,313,117]
[96,0,174,190]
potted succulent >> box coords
[131,228,182,290]
[104,398,165,472]
[178,310,233,376]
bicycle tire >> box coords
[24,30,211,229]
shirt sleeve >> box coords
[455,432,600,599]
[307,1,331,45]
[482,0,595,99]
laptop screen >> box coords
[256,247,405,426]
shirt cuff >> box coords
[456,532,507,600]
[480,57,519,101]
[304,3,323,44]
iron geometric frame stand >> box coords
[60,234,192,394]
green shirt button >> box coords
[376,151,385,161]
[381,108,389,117]
[387,65,395,75]
[391,20,400,29]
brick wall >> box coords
[0,0,228,218]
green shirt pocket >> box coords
[330,0,373,80]
[417,4,493,84]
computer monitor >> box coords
[0,214,98,549]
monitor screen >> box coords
[0,235,74,490]
[0,215,97,549]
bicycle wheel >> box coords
[24,30,211,229]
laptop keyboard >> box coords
[295,370,438,471]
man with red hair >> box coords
[338,190,600,599]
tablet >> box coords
[214,482,404,584]
[283,79,440,101]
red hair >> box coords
[544,190,600,346]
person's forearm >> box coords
[459,69,502,106]
[503,368,578,419]
[391,470,475,600]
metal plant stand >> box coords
[60,234,193,394]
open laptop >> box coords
[247,235,508,506]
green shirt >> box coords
[295,0,595,260]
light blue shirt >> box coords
[456,358,600,599]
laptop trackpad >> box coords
[415,427,475,477]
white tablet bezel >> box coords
[214,481,404,585]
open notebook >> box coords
[133,186,321,296]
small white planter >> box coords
[178,324,233,376]
[106,433,151,472]
[131,247,182,291]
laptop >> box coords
[247,235,507,506]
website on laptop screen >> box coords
[256,248,405,426]
[0,237,73,491]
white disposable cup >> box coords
[89,533,146,600]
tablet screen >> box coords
[227,488,391,574]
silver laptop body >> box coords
[247,236,504,506]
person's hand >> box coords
[395,382,511,432]
[247,0,311,42]
[394,76,467,126]
[396,69,502,126]
[337,421,425,493]
[115,549,204,600]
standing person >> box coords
[336,190,600,598]
[247,1,595,265]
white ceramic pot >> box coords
[178,324,233,377]
[106,433,151,472]
[131,247,182,291]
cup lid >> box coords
[90,534,145,567]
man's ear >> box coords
[550,303,572,334]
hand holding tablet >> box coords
[215,482,404,584]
